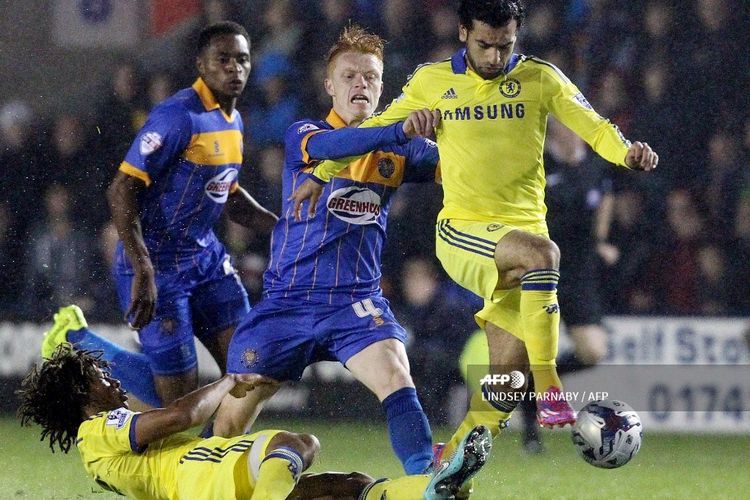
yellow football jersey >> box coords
[77,408,194,499]
[315,50,631,232]
[76,408,259,499]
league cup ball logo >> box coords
[140,132,163,155]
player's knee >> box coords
[347,472,377,493]
[500,236,560,281]
[381,369,414,396]
[528,238,560,270]
[268,431,320,470]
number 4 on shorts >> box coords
[352,298,383,318]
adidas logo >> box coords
[441,88,458,99]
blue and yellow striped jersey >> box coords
[265,109,439,304]
[317,50,631,233]
[115,78,244,272]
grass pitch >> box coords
[2,415,747,499]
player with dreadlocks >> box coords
[18,343,491,499]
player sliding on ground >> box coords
[19,349,491,500]
[27,311,491,499]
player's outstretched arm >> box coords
[106,171,156,330]
[132,373,272,448]
[624,141,659,171]
[289,109,440,221]
[302,108,438,176]
[226,186,279,232]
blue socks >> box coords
[68,327,162,407]
[382,387,433,474]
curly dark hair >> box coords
[459,0,526,30]
[17,346,108,453]
[197,21,251,54]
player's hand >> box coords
[229,373,277,398]
[288,177,324,221]
[403,109,441,138]
[625,141,658,171]
[126,260,157,330]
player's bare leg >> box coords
[291,472,439,500]
[493,229,575,427]
[346,339,433,474]
[289,472,376,500]
[213,378,281,437]
[194,324,238,436]
[345,339,414,401]
[441,321,527,460]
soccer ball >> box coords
[571,399,643,469]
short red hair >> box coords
[326,25,385,75]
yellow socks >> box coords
[361,475,430,499]
[252,448,303,500]
[442,391,511,459]
[520,269,562,392]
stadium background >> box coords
[0,1,748,498]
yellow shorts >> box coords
[435,219,547,339]
[176,429,283,499]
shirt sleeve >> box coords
[544,70,631,168]
[364,68,433,127]
[119,103,193,186]
[402,138,441,184]
[87,408,145,455]
[311,68,433,182]
[285,119,409,174]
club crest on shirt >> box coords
[241,348,258,368]
[327,186,382,225]
[499,78,521,98]
[161,318,176,334]
[106,409,132,430]
[205,168,238,203]
[377,158,395,178]
[140,132,163,155]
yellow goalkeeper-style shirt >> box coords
[313,49,631,233]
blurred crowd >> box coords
[0,0,748,337]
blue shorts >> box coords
[226,295,406,381]
[114,252,250,376]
